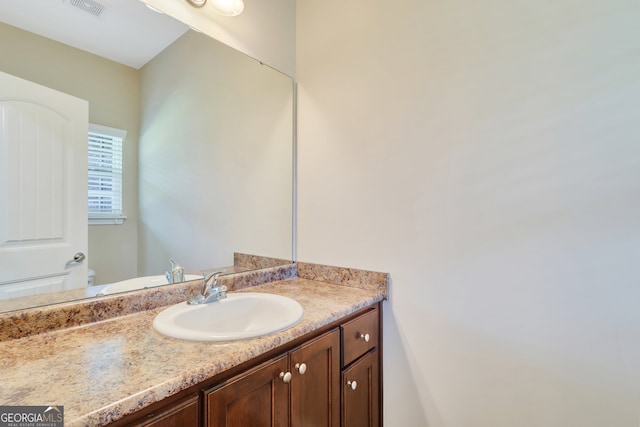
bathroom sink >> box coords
[152,292,304,341]
[97,274,201,295]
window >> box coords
[88,123,127,225]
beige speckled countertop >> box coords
[0,262,387,426]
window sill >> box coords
[89,215,127,225]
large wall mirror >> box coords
[0,0,293,313]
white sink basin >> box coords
[97,274,201,295]
[153,292,304,341]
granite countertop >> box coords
[0,274,386,426]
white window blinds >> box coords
[88,124,127,225]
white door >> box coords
[0,71,89,299]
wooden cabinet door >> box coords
[342,349,380,427]
[289,329,340,427]
[129,395,199,427]
[205,354,289,427]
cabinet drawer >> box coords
[341,307,378,366]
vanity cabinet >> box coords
[116,304,381,427]
[341,306,381,427]
[205,329,340,427]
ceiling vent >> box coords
[68,0,106,17]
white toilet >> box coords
[87,268,96,286]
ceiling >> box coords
[0,0,189,69]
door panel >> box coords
[342,349,380,427]
[0,275,67,300]
[290,329,340,427]
[205,354,289,427]
[0,71,88,295]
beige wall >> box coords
[138,30,293,276]
[297,0,640,425]
[0,23,140,285]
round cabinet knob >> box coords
[279,371,292,383]
[359,332,370,343]
[295,363,307,375]
[347,380,357,390]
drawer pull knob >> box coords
[347,380,358,390]
[359,332,370,343]
[295,363,307,375]
[279,371,292,383]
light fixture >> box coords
[185,0,244,16]
[144,4,164,13]
[185,0,206,7]
[138,0,164,13]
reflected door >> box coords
[0,71,88,299]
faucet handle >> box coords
[217,285,228,300]
[187,293,205,305]
[171,259,183,272]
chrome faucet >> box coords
[187,270,226,305]
[165,259,184,284]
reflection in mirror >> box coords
[0,0,293,313]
